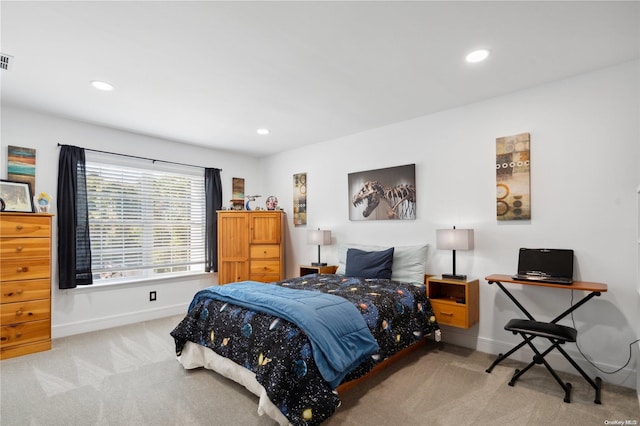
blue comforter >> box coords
[188,281,379,388]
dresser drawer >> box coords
[1,279,50,304]
[249,274,281,283]
[0,319,51,348]
[250,260,280,276]
[430,301,467,328]
[0,258,50,281]
[0,215,51,238]
[0,237,51,259]
[1,298,50,325]
[250,245,280,259]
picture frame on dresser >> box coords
[0,180,35,213]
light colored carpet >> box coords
[1,315,638,425]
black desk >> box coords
[485,274,608,403]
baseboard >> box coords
[52,303,189,339]
[438,325,638,390]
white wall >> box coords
[1,61,638,389]
[0,106,262,337]
[261,60,640,388]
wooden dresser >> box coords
[0,212,53,359]
[217,210,285,284]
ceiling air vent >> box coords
[0,53,14,71]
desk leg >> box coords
[550,291,601,324]
[486,280,536,373]
[489,280,536,320]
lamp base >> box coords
[442,273,467,281]
[311,262,327,266]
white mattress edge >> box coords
[178,341,291,426]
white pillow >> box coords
[392,244,429,283]
[337,243,428,283]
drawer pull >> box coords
[16,246,24,252]
[16,289,23,295]
[15,309,24,316]
[16,267,29,273]
[16,225,23,230]
[440,311,454,316]
[16,332,22,338]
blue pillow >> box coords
[345,247,394,279]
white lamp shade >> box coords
[436,229,474,251]
[307,229,332,246]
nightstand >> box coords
[426,276,479,328]
[299,265,338,276]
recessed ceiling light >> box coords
[465,49,490,63]
[90,80,114,91]
[256,128,270,135]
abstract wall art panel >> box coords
[7,145,36,193]
[293,172,306,225]
[231,177,245,210]
[496,133,530,220]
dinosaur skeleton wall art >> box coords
[348,164,416,221]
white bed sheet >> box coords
[178,341,290,425]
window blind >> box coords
[85,159,205,283]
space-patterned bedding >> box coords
[170,274,440,425]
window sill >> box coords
[62,271,215,293]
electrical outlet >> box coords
[149,291,157,302]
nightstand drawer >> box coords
[0,237,51,259]
[430,301,467,328]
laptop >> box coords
[512,248,574,285]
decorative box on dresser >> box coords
[0,212,53,359]
[217,210,285,285]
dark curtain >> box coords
[57,145,93,289]
[204,168,222,272]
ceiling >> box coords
[2,1,639,157]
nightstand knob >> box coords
[16,225,23,231]
[16,246,23,252]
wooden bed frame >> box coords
[337,338,428,394]
[337,273,437,394]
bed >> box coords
[170,244,440,425]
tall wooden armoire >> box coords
[217,210,285,284]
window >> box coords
[85,154,205,284]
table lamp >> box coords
[436,226,474,280]
[307,228,331,266]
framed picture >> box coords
[496,132,531,220]
[293,173,306,225]
[348,164,416,220]
[0,179,35,212]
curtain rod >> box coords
[57,143,221,171]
